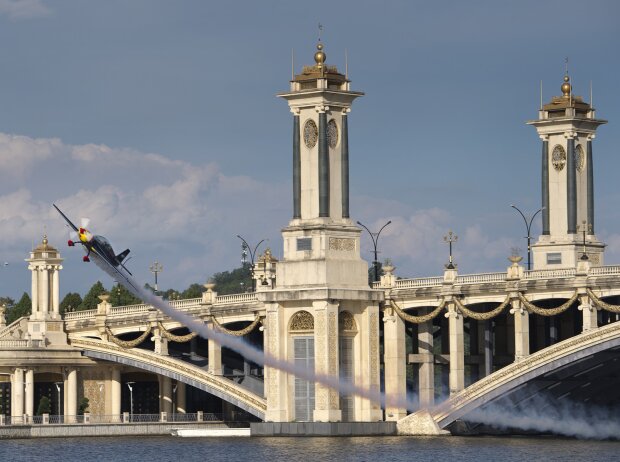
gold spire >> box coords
[314,42,326,70]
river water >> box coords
[2,436,619,462]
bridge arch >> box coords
[70,338,266,419]
[398,320,620,434]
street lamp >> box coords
[237,235,265,292]
[443,231,458,269]
[149,262,163,293]
[510,205,543,271]
[126,382,135,417]
[54,382,62,416]
[357,220,392,283]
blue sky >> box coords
[0,0,618,300]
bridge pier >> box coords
[110,367,121,418]
[418,313,434,407]
[447,302,464,396]
[383,306,406,420]
[207,322,222,376]
[176,381,186,413]
[511,298,530,361]
[579,292,598,331]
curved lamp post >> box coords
[237,235,265,292]
[510,205,543,271]
[357,220,392,283]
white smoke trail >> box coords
[92,255,416,413]
[466,393,620,440]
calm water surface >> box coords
[2,435,619,462]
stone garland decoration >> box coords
[453,296,511,321]
[210,314,262,336]
[517,291,579,316]
[104,325,152,348]
[389,299,446,324]
[586,288,620,314]
[157,322,198,343]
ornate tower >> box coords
[529,74,607,269]
[259,42,382,424]
[26,235,67,344]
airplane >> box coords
[52,204,135,283]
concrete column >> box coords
[341,111,350,218]
[111,368,121,419]
[292,112,301,219]
[418,313,435,407]
[587,138,594,232]
[567,136,577,234]
[12,368,24,419]
[31,266,39,314]
[358,304,382,421]
[25,369,34,419]
[264,303,288,422]
[511,299,530,361]
[176,382,186,414]
[161,376,173,414]
[541,137,550,235]
[207,325,222,376]
[52,268,60,317]
[67,369,77,422]
[312,300,341,422]
[484,321,493,376]
[41,267,49,314]
[318,109,329,217]
[447,302,464,396]
[579,293,598,332]
[153,329,168,356]
[383,308,406,420]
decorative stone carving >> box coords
[289,310,314,331]
[552,144,566,171]
[575,144,585,172]
[327,119,338,148]
[329,237,355,252]
[338,311,357,332]
[303,119,318,148]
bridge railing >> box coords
[215,293,258,305]
[3,412,224,426]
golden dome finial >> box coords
[561,74,571,97]
[314,42,326,69]
[42,234,48,247]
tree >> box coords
[181,283,204,299]
[6,293,31,324]
[110,283,141,306]
[78,281,107,311]
[60,293,82,315]
[78,397,89,415]
[37,396,51,416]
[209,266,252,295]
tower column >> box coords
[30,265,39,314]
[40,267,49,315]
[293,111,301,219]
[52,267,60,317]
[318,108,329,217]
[447,302,464,396]
[25,369,34,419]
[383,309,406,420]
[312,300,341,422]
[566,135,577,234]
[541,137,550,235]
[12,368,24,420]
[341,110,350,218]
[67,368,77,422]
[587,137,594,233]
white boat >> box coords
[170,428,251,437]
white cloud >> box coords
[0,0,50,20]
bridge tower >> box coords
[529,73,607,269]
[25,235,67,345]
[260,41,383,423]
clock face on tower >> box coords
[303,119,318,148]
[327,119,338,148]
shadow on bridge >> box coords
[70,338,266,420]
[398,320,620,435]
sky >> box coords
[0,0,618,300]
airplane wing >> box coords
[90,252,141,296]
[53,204,79,233]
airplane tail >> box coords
[116,249,130,263]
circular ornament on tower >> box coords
[575,144,585,172]
[327,119,339,148]
[552,145,566,171]
[303,119,318,148]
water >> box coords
[2,436,619,462]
